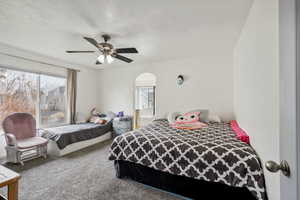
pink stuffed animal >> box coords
[171,112,207,130]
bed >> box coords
[41,121,112,156]
[109,119,267,200]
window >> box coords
[135,86,155,116]
[0,67,67,128]
[136,87,154,109]
[40,75,67,126]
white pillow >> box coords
[167,112,181,124]
[208,113,221,122]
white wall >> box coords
[97,53,234,121]
[234,0,279,199]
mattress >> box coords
[41,121,112,149]
[109,119,267,200]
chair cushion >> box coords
[17,137,48,149]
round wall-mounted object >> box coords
[177,75,184,85]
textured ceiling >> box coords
[0,0,253,69]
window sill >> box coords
[39,123,70,129]
[140,116,155,119]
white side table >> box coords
[113,116,133,137]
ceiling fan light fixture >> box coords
[66,35,137,65]
[97,55,105,63]
[97,54,114,64]
[106,55,114,64]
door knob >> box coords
[265,160,290,177]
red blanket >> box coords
[230,120,250,144]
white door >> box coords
[271,0,299,199]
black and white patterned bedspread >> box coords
[109,119,267,200]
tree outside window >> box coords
[0,67,67,129]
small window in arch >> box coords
[135,73,156,117]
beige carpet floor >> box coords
[0,140,183,200]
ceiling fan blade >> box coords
[95,60,102,65]
[115,48,138,54]
[112,54,133,63]
[66,50,95,53]
[83,37,100,49]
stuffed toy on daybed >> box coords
[87,108,115,124]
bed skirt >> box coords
[114,160,257,200]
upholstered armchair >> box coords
[2,113,48,165]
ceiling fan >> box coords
[66,34,138,65]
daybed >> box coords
[42,121,112,156]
